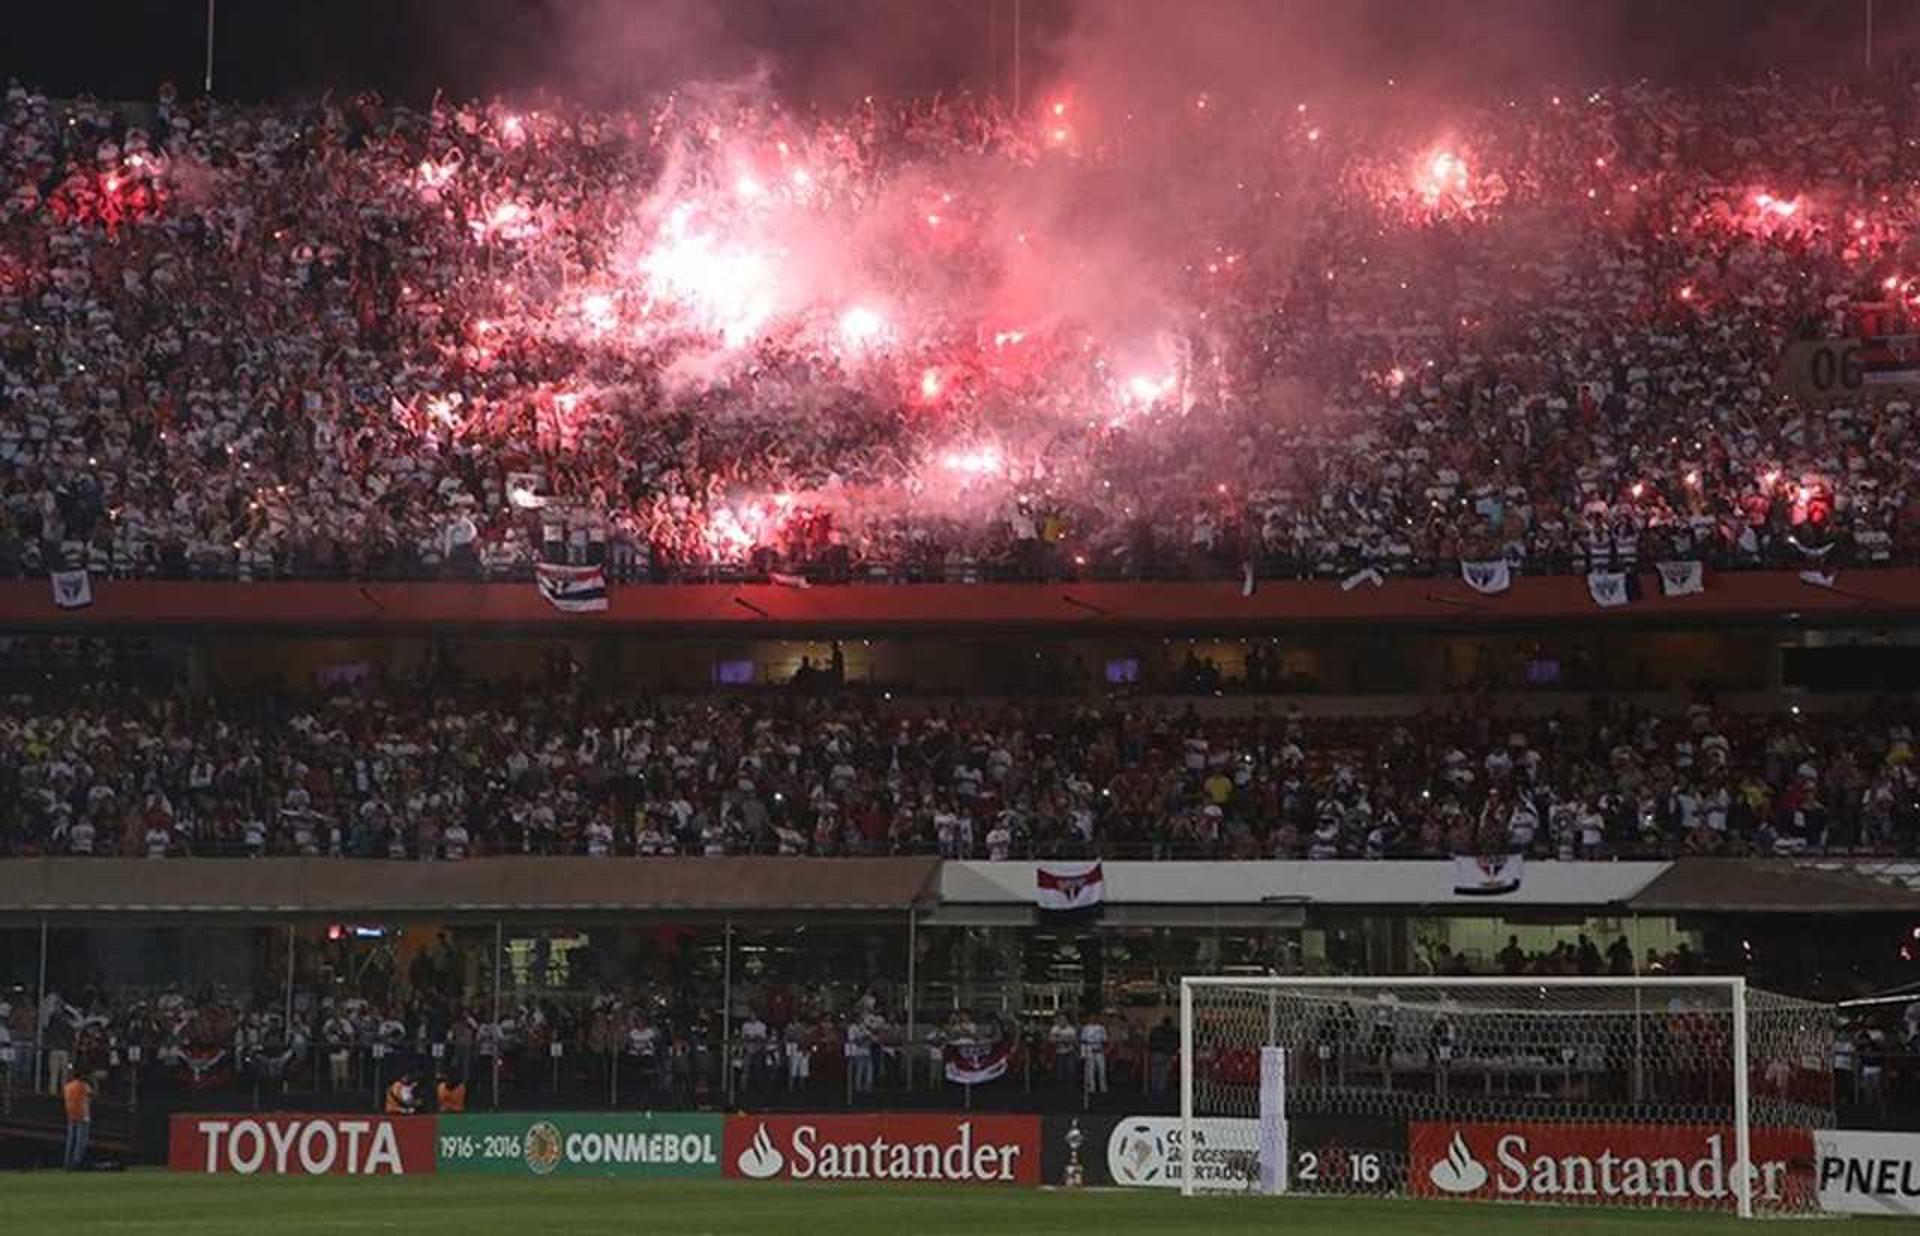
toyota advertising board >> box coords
[438,1113,723,1178]
[169,1114,437,1175]
[724,1114,1040,1185]
[1410,1121,1814,1209]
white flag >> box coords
[1799,570,1837,590]
[51,569,92,610]
[1586,571,1629,608]
[1035,860,1105,913]
[505,470,548,509]
[1339,567,1384,592]
[1655,560,1705,597]
[1453,854,1524,896]
[1460,560,1511,595]
[1241,560,1256,598]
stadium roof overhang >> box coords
[925,860,1672,926]
[0,857,940,924]
[1626,859,1920,913]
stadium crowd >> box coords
[11,926,1733,1110]
[1,76,1918,585]
[9,975,935,1107]
[3,673,1915,861]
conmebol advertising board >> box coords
[437,1113,723,1177]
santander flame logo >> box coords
[1428,1131,1489,1194]
[737,1123,785,1179]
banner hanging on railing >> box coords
[535,563,609,612]
[1461,560,1513,595]
[1035,860,1105,915]
[943,1038,1014,1085]
[1656,560,1705,597]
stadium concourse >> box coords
[0,77,1916,586]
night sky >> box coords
[0,1,1910,106]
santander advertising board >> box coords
[724,1114,1039,1185]
[1412,1122,1812,1209]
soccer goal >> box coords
[1178,975,1835,1218]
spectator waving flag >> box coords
[535,563,609,613]
[1656,561,1705,597]
[1460,560,1512,595]
[1035,860,1105,916]
[51,569,93,610]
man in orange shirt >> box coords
[384,1072,417,1114]
[62,1067,92,1170]
[435,1074,466,1113]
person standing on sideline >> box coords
[845,1014,874,1095]
[62,1067,93,1170]
[1079,1010,1109,1098]
[1147,1015,1178,1095]
[1048,1013,1079,1089]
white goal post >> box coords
[1179,975,1836,1219]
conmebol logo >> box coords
[1429,1131,1489,1194]
[737,1123,784,1179]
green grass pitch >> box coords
[5,1175,1913,1235]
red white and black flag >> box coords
[1035,860,1105,915]
[535,563,609,613]
[943,1038,1014,1085]
[1452,854,1524,896]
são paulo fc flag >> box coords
[1461,560,1512,595]
[943,1038,1014,1085]
[51,568,93,609]
[1452,854,1524,896]
[1656,560,1705,597]
[1035,860,1105,915]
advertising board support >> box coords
[284,924,296,1038]
[491,921,503,1110]
[905,908,917,1092]
[722,919,734,1108]
[34,917,47,1094]
[1177,979,1193,1196]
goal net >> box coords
[1179,977,1834,1218]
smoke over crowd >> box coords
[4,2,1920,584]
